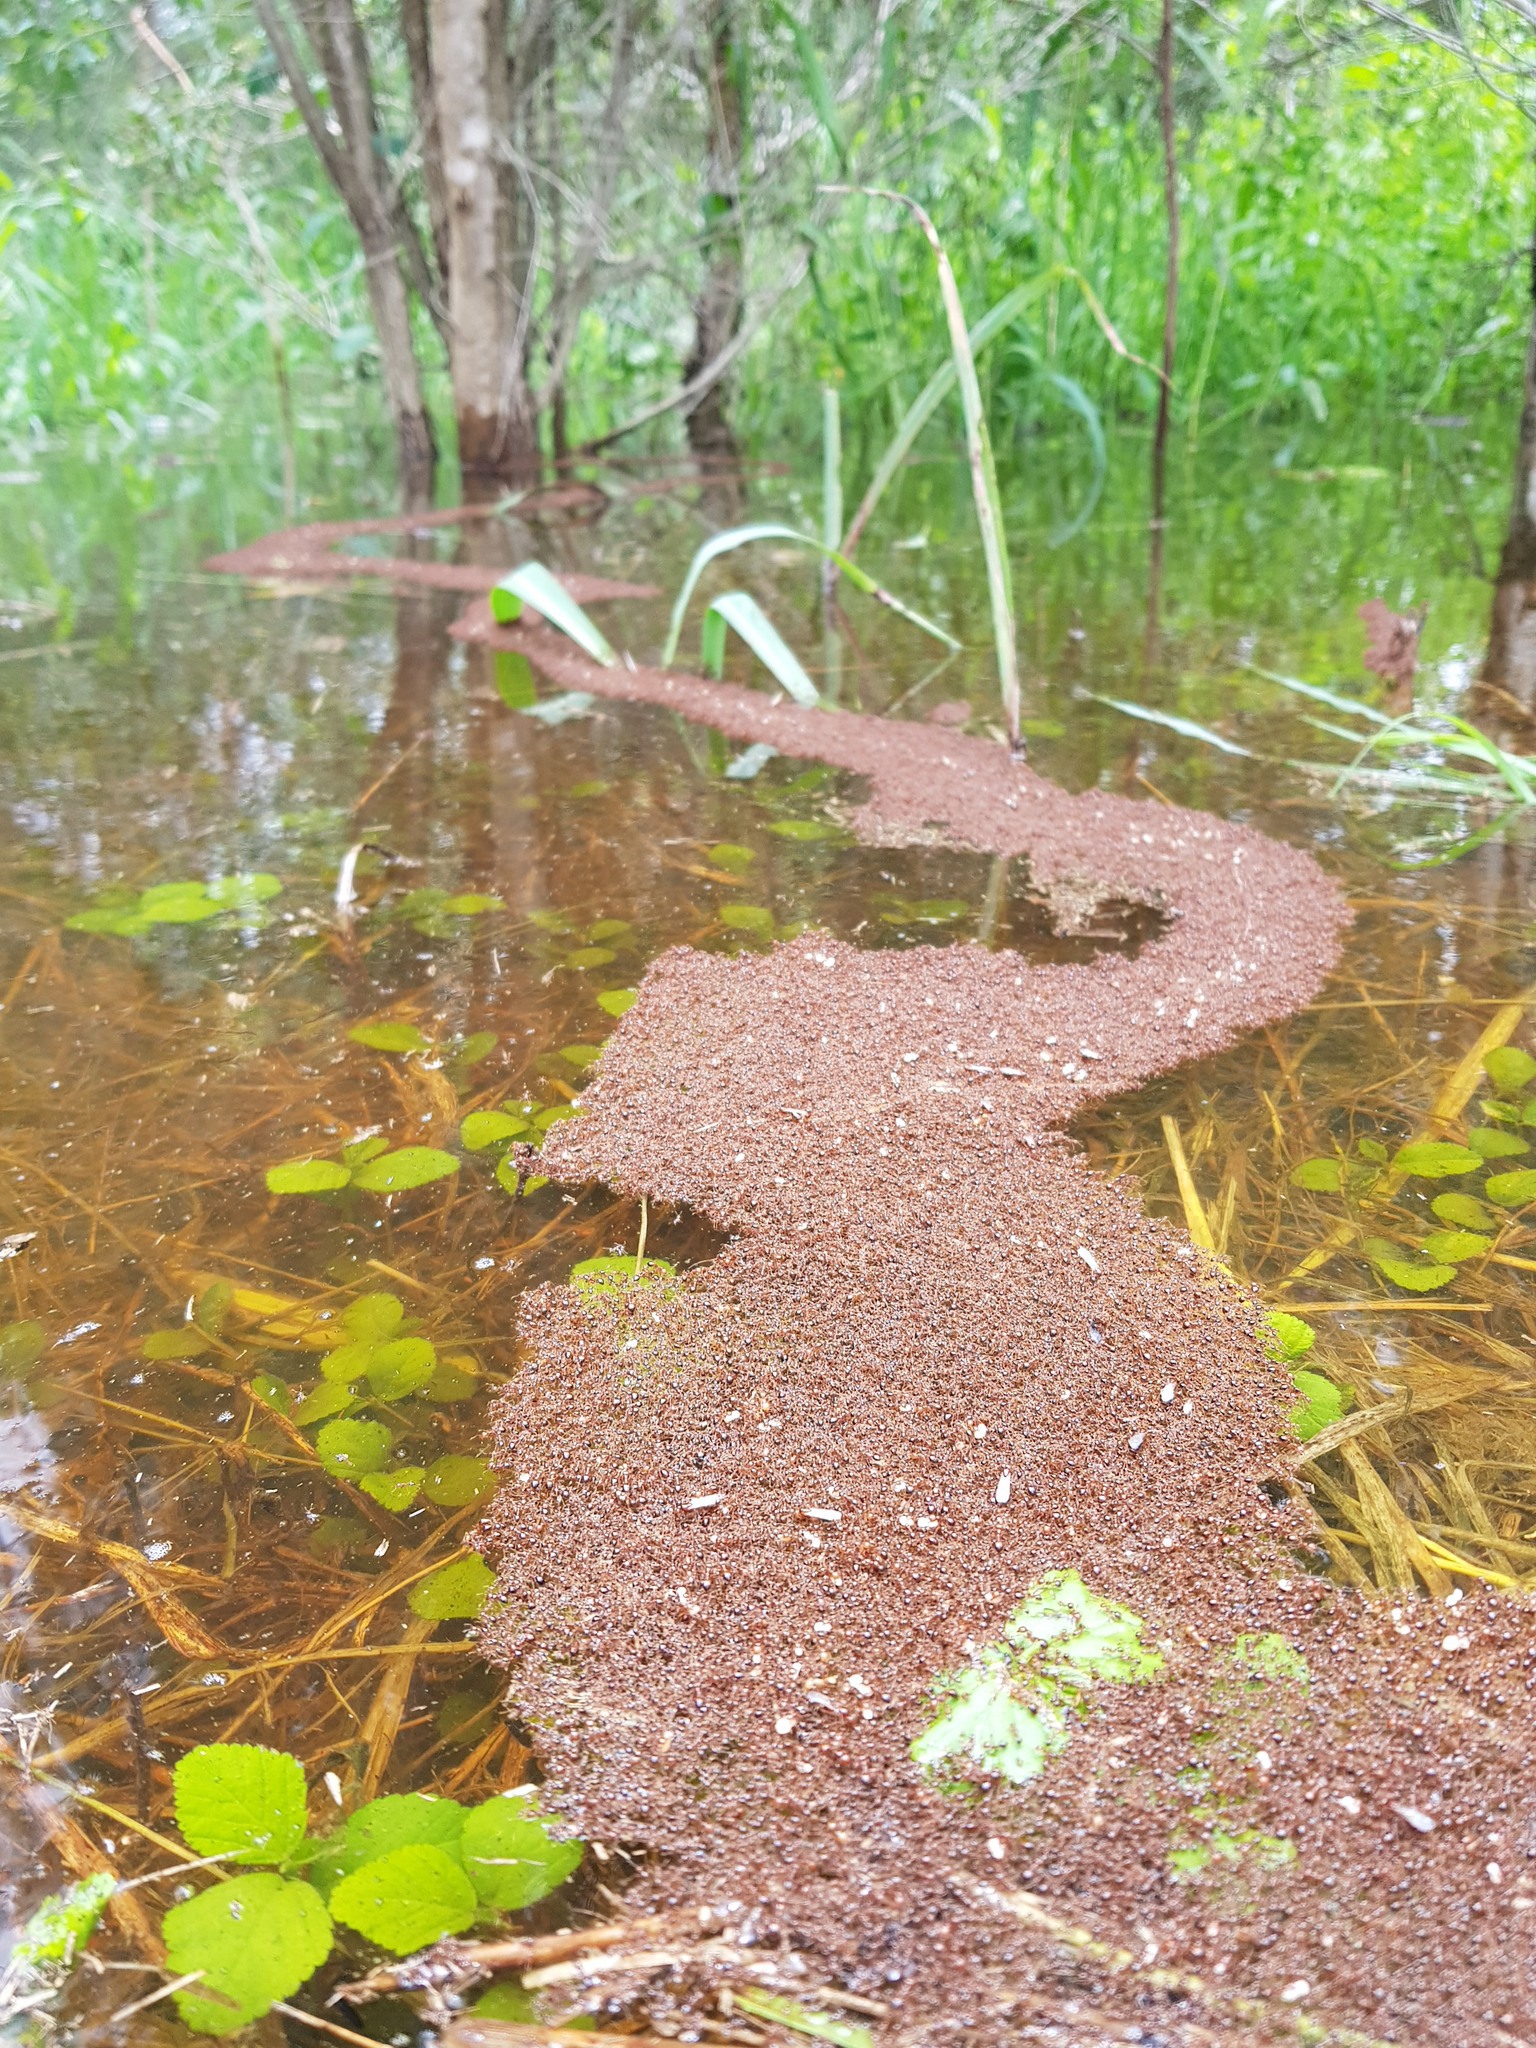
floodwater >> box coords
[2,408,1534,2037]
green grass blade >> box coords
[1244,662,1392,725]
[1087,692,1254,757]
[822,385,842,562]
[776,5,847,168]
[706,592,820,706]
[490,562,615,667]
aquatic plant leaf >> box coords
[1481,1097,1523,1124]
[724,741,778,780]
[455,1031,499,1067]
[597,988,637,1018]
[735,1989,872,2048]
[707,842,756,871]
[1370,1254,1457,1292]
[701,591,821,706]
[320,1341,373,1386]
[141,1326,211,1359]
[0,1320,46,1374]
[535,1104,580,1129]
[442,894,503,915]
[461,1110,527,1151]
[423,1454,497,1506]
[722,904,775,935]
[311,1794,467,1895]
[1261,1312,1315,1362]
[570,1254,676,1292]
[1485,1168,1536,1208]
[768,819,833,841]
[429,1354,481,1400]
[164,1873,332,2035]
[348,1021,429,1054]
[342,1293,404,1342]
[358,1467,426,1511]
[291,1381,357,1425]
[410,1554,496,1620]
[559,1043,604,1069]
[1168,1826,1297,1879]
[66,904,150,935]
[495,1153,522,1196]
[1357,1136,1389,1163]
[460,1795,583,1908]
[1421,1230,1491,1262]
[1390,1141,1482,1178]
[349,1146,460,1193]
[586,917,631,941]
[1228,1633,1311,1685]
[1290,1369,1344,1440]
[1467,1126,1528,1159]
[329,1843,477,1953]
[1483,1045,1536,1094]
[565,945,615,968]
[1088,693,1253,757]
[1431,1191,1494,1229]
[342,1136,389,1168]
[249,1373,291,1414]
[266,1158,351,1195]
[701,604,728,677]
[11,1872,115,1977]
[174,1744,308,1866]
[570,779,611,799]
[206,873,283,908]
[490,562,616,666]
[365,1337,437,1401]
[139,883,226,925]
[493,651,538,709]
[315,1418,393,1478]
[1524,1099,1536,1128]
[1006,1571,1164,1684]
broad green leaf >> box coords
[768,819,833,841]
[66,905,148,935]
[1525,1099,1536,1128]
[291,1381,357,1425]
[365,1336,437,1401]
[570,1254,676,1291]
[489,562,616,667]
[358,1466,426,1511]
[443,894,503,915]
[495,1153,522,1196]
[565,945,615,968]
[1261,1311,1315,1362]
[1089,693,1253,757]
[343,1293,405,1342]
[174,1744,308,1866]
[473,1984,540,2022]
[430,1354,480,1400]
[164,1873,332,2034]
[320,1340,374,1386]
[559,1043,604,1069]
[204,873,283,907]
[455,1030,500,1066]
[1483,1045,1536,1095]
[461,1110,526,1151]
[460,1796,583,1909]
[315,1418,393,1478]
[1370,1253,1457,1292]
[142,1327,211,1359]
[703,591,819,706]
[249,1372,292,1414]
[1482,1098,1523,1124]
[350,1146,460,1194]
[587,918,631,941]
[266,1158,351,1196]
[1421,1230,1491,1262]
[1289,1154,1341,1191]
[1486,1169,1536,1208]
[1467,1126,1528,1159]
[1431,1191,1494,1229]
[1290,1369,1344,1441]
[195,1282,233,1337]
[423,1454,496,1507]
[409,1554,495,1620]
[597,988,637,1018]
[722,904,775,935]
[140,883,224,925]
[310,1794,467,1895]
[10,1872,115,1974]
[535,1104,580,1129]
[0,1320,45,1374]
[1356,1137,1389,1163]
[1390,1141,1482,1178]
[342,1135,390,1168]
[349,1021,429,1054]
[707,842,755,871]
[1227,1633,1311,1685]
[329,1844,477,1952]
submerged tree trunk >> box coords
[254,0,438,504]
[1481,230,1536,722]
[432,0,539,483]
[683,0,746,463]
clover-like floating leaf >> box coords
[164,1873,332,2034]
[423,1454,497,1507]
[1483,1045,1536,1095]
[408,1554,496,1621]
[329,1843,477,1952]
[1261,1311,1315,1363]
[1290,1369,1344,1441]
[597,988,637,1018]
[1421,1229,1492,1263]
[366,1336,437,1401]
[349,1021,429,1054]
[1486,1168,1536,1208]
[1432,1190,1494,1229]
[343,1292,405,1343]
[460,1795,583,1909]
[1390,1141,1482,1178]
[1468,1126,1528,1159]
[358,1467,426,1511]
[10,1872,115,1976]
[1289,1158,1341,1193]
[315,1418,393,1478]
[350,1146,460,1194]
[266,1158,351,1196]
[342,1135,390,1168]
[0,1320,45,1374]
[174,1744,308,1866]
[461,1110,527,1152]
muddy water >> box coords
[1,418,1533,2036]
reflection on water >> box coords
[1,419,1535,2030]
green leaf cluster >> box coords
[66,873,282,937]
[163,1746,582,2031]
[266,1135,461,1198]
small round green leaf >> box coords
[455,1030,500,1067]
[408,1554,496,1621]
[1485,1168,1536,1208]
[141,1327,211,1360]
[328,1844,477,1953]
[358,1466,426,1511]
[291,1381,357,1425]
[559,1043,604,1069]
[320,1341,374,1386]
[249,1373,292,1415]
[565,946,615,968]
[365,1336,437,1401]
[266,1158,351,1196]
[350,1147,461,1194]
[0,1321,46,1375]
[460,1795,583,1909]
[443,894,504,915]
[707,842,755,871]
[1431,1190,1494,1229]
[164,1873,332,2035]
[1370,1254,1457,1293]
[315,1418,394,1478]
[173,1744,308,1866]
[343,1292,405,1342]
[349,1021,429,1054]
[1390,1142,1482,1179]
[1290,1370,1344,1443]
[1289,1158,1341,1193]
[423,1454,497,1507]
[461,1110,527,1151]
[597,987,637,1018]
[1421,1230,1491,1263]
[1483,1045,1536,1095]
[722,904,775,935]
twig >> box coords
[108,1970,203,2025]
[334,1915,681,2004]
[274,2002,389,2048]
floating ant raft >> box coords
[213,514,1536,2047]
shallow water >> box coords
[1,411,1534,2034]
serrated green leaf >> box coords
[1390,1141,1482,1178]
[358,1466,426,1510]
[342,1135,390,1168]
[249,1372,292,1414]
[1467,1126,1528,1159]
[461,1110,527,1151]
[350,1146,460,1194]
[429,1354,480,1400]
[559,1043,604,1069]
[1431,1191,1494,1229]
[423,1454,496,1507]
[1486,1168,1536,1208]
[365,1336,437,1400]
[443,894,504,915]
[408,1554,495,1620]
[1290,1369,1344,1441]
[315,1418,393,1478]
[454,1030,500,1067]
[460,1795,583,1909]
[1356,1136,1389,1163]
[1421,1229,1491,1262]
[319,1341,373,1386]
[349,1021,429,1054]
[343,1292,405,1342]
[174,1744,308,1866]
[1370,1253,1457,1292]
[1261,1311,1315,1362]
[1483,1045,1536,1095]
[310,1794,468,1897]
[164,1873,331,2034]
[495,1152,522,1196]
[266,1158,351,1196]
[291,1380,357,1425]
[328,1844,477,1953]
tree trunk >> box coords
[432,0,540,483]
[254,0,438,505]
[1481,227,1536,723]
[684,0,745,463]
[400,0,452,297]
